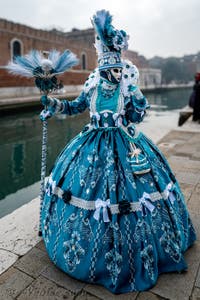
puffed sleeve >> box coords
[125,86,150,123]
[61,91,89,115]
[45,91,90,116]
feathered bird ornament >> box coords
[7,49,79,93]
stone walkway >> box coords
[0,128,200,300]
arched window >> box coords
[81,53,87,70]
[11,39,23,61]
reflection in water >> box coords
[0,110,89,199]
[146,88,191,110]
[12,143,25,179]
[0,88,192,217]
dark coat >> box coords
[193,81,200,121]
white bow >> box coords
[112,113,123,127]
[139,192,155,213]
[93,198,110,222]
[165,183,176,204]
[90,112,100,121]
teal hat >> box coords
[98,51,123,70]
[92,10,129,70]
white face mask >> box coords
[110,68,122,82]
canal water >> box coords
[0,88,192,218]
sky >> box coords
[0,0,199,58]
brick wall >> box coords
[0,18,97,71]
[0,68,90,88]
[0,18,148,89]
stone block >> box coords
[192,151,200,160]
[158,131,193,144]
[41,264,85,294]
[84,284,138,300]
[0,267,33,299]
[174,147,196,158]
[175,172,200,185]
[188,191,200,216]
[75,290,101,300]
[0,249,18,275]
[14,247,52,278]
[195,266,200,288]
[189,133,200,144]
[136,291,166,299]
[150,242,200,300]
[35,240,46,252]
[17,275,74,300]
[179,183,194,203]
[190,212,200,242]
[0,197,41,257]
[190,287,200,300]
[0,289,13,300]
[158,142,176,150]
[168,156,200,174]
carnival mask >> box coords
[100,67,122,84]
[110,68,122,82]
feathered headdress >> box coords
[92,10,129,70]
[6,49,79,93]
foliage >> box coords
[149,52,200,84]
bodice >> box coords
[89,79,125,128]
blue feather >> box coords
[7,49,79,77]
[30,50,43,67]
[92,10,113,47]
[6,61,34,77]
[54,50,79,73]
[15,56,35,71]
[92,10,129,52]
[48,50,60,66]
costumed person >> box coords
[40,10,196,294]
[192,72,200,122]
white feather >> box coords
[6,61,34,77]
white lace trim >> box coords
[47,177,175,214]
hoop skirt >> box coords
[41,84,196,294]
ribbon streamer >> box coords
[165,183,176,204]
[139,192,155,214]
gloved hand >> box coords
[40,109,53,121]
[41,95,51,106]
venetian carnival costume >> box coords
[40,10,196,294]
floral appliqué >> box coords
[63,231,85,272]
[140,245,155,280]
[160,222,182,263]
[105,248,123,286]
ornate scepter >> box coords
[6,49,79,236]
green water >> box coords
[0,88,192,218]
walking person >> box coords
[192,72,200,122]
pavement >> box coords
[0,117,200,300]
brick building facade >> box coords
[0,18,153,90]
